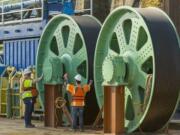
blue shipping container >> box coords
[4,38,39,70]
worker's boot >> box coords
[25,125,35,128]
[30,124,35,127]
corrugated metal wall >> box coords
[4,38,39,70]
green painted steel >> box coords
[94,6,180,133]
[102,56,126,85]
[36,14,101,124]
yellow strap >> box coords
[22,91,32,99]
[71,101,85,106]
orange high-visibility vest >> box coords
[67,84,90,107]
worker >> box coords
[21,68,43,128]
[63,73,93,132]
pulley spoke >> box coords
[115,25,127,54]
[49,50,58,58]
[54,31,66,55]
[130,85,144,117]
[67,27,77,52]
[73,48,87,68]
[137,71,148,89]
[129,18,141,49]
[108,49,119,57]
[137,42,153,65]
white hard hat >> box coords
[24,68,31,75]
[74,74,82,81]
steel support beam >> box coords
[44,84,62,127]
[104,86,125,134]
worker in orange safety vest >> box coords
[63,73,93,132]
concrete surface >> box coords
[0,118,180,135]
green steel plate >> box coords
[36,14,101,124]
[94,6,180,133]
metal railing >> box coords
[0,0,43,25]
[0,0,94,25]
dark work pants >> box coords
[71,106,84,130]
[32,97,37,113]
[23,98,33,126]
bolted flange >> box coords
[102,56,126,85]
[42,57,63,84]
[60,53,73,78]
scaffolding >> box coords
[0,0,93,25]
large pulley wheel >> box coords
[94,7,180,133]
[36,14,101,123]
